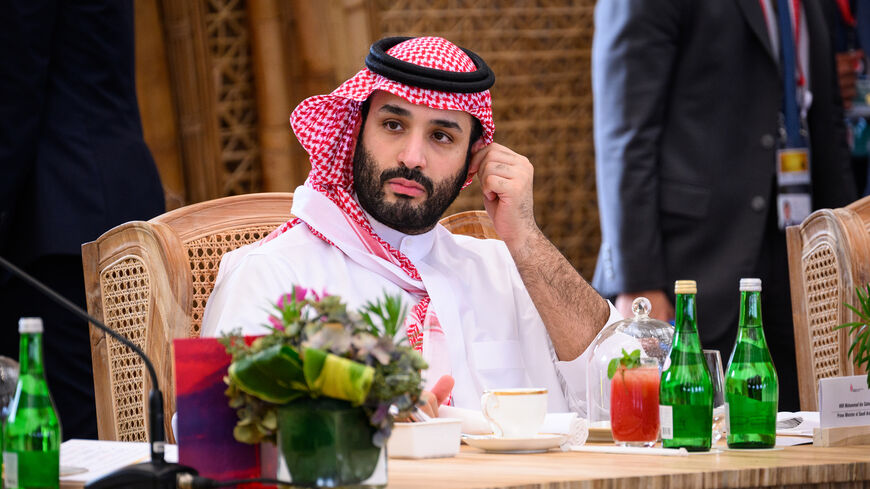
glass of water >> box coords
[1,355,20,455]
[703,349,726,442]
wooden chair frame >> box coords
[787,196,870,411]
[83,193,293,442]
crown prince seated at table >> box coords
[201,36,620,417]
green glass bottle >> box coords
[659,280,713,451]
[3,318,61,489]
[725,278,778,448]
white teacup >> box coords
[480,388,547,438]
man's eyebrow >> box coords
[378,104,411,117]
[378,104,463,132]
[431,119,463,132]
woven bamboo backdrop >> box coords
[136,0,600,275]
[205,0,262,196]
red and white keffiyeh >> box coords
[262,37,495,362]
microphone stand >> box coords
[0,255,196,488]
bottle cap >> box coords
[19,317,43,334]
[674,280,697,294]
[739,278,762,292]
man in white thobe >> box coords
[202,36,619,416]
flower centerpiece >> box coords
[220,286,427,487]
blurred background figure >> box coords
[831,0,870,195]
[591,0,857,411]
[0,0,165,439]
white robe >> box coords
[201,191,621,415]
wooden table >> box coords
[386,443,870,489]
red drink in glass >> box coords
[610,363,660,447]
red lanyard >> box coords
[835,0,857,27]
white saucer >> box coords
[462,433,566,453]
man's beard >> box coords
[353,141,468,235]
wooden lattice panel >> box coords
[185,225,279,337]
[99,256,151,442]
[205,0,262,196]
[804,243,841,383]
[372,0,599,275]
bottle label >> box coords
[3,451,18,488]
[659,405,674,439]
[725,402,730,433]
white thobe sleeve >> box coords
[201,250,300,337]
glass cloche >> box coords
[586,297,674,431]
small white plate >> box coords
[462,433,566,453]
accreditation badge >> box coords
[776,147,811,186]
[777,193,811,229]
[775,147,812,229]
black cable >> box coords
[0,255,159,389]
[0,254,168,465]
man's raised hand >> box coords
[469,142,538,248]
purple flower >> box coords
[277,288,305,309]
[268,315,285,331]
[306,287,327,302]
[275,287,329,309]
[371,403,389,425]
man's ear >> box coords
[466,139,487,179]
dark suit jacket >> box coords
[0,0,164,265]
[591,0,857,342]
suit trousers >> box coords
[0,255,98,440]
[701,202,800,413]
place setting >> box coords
[450,388,576,454]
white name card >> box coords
[818,375,870,428]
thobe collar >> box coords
[358,199,438,263]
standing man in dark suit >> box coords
[0,0,165,439]
[592,0,857,410]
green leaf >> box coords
[303,347,374,405]
[361,292,408,339]
[607,358,619,379]
[261,409,278,431]
[608,348,643,379]
[228,344,307,403]
[844,304,866,321]
[233,423,259,444]
[839,285,870,389]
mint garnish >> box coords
[607,348,641,379]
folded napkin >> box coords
[775,411,819,437]
[439,406,589,447]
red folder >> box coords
[173,337,276,488]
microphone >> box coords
[0,255,197,488]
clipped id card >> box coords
[776,147,812,229]
[777,194,811,229]
[776,147,811,186]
